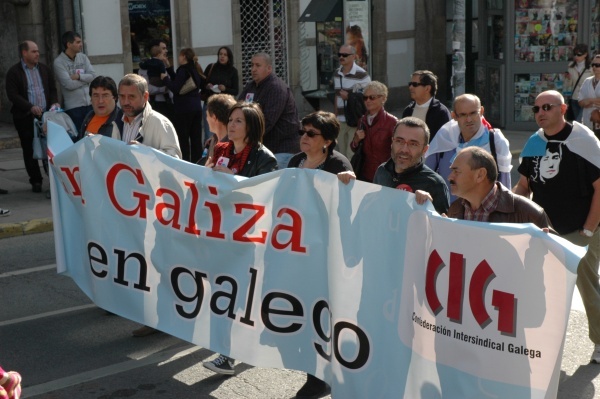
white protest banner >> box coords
[47,123,582,398]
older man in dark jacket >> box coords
[447,146,552,229]
[6,41,60,192]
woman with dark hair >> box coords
[162,47,205,163]
[288,110,352,174]
[287,110,351,399]
[565,43,592,122]
[202,101,277,375]
[202,46,240,141]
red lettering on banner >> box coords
[156,188,182,229]
[426,250,517,335]
[233,204,267,243]
[184,181,200,235]
[203,186,225,239]
[60,166,84,203]
[271,208,307,253]
[106,163,150,218]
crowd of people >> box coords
[4,31,600,398]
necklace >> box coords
[300,154,327,170]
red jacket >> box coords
[351,109,398,182]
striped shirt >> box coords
[121,112,144,143]
[21,60,46,110]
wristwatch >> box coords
[582,228,594,237]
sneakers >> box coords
[0,371,22,399]
[203,354,235,375]
[591,344,600,363]
[295,374,329,398]
[0,209,9,217]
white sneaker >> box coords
[0,208,10,217]
[590,344,600,363]
[203,354,235,375]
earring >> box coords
[322,145,327,154]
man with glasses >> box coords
[401,70,451,142]
[514,89,600,363]
[79,76,122,139]
[334,44,371,159]
[339,117,449,214]
[425,93,512,202]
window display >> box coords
[591,5,600,55]
[514,73,564,122]
[514,0,578,63]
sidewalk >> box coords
[0,120,532,240]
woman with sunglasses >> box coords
[348,81,398,182]
[288,111,352,174]
[287,110,350,398]
[565,43,591,122]
[578,53,600,131]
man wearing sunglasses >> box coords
[515,89,600,364]
[334,44,371,159]
[425,93,512,203]
[401,70,451,142]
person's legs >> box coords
[274,152,294,170]
[189,110,204,164]
[173,113,192,162]
[336,121,355,160]
[151,100,174,124]
[13,116,43,189]
[565,229,600,360]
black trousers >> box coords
[13,115,43,185]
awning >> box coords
[298,0,342,22]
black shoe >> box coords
[296,374,328,398]
[203,354,235,375]
[0,188,7,194]
[32,183,42,193]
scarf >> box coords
[213,141,253,175]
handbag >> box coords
[179,72,198,95]
[350,140,365,176]
[200,63,216,102]
[32,119,47,160]
[339,76,366,127]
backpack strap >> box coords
[489,128,498,167]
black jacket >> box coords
[79,106,123,140]
[402,97,451,142]
[238,144,279,178]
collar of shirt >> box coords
[20,59,37,71]
[462,183,499,222]
[121,112,144,143]
[415,97,433,108]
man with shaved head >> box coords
[425,93,512,202]
[514,89,600,363]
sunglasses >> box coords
[363,94,383,101]
[338,53,353,58]
[408,82,426,87]
[299,129,322,138]
[574,52,585,56]
[592,63,600,67]
[532,103,560,113]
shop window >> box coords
[590,4,600,55]
[514,73,564,122]
[240,0,289,86]
[514,0,578,63]
[128,0,173,70]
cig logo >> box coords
[425,250,517,336]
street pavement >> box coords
[1,120,600,397]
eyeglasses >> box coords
[592,63,600,67]
[408,82,426,87]
[392,137,422,149]
[299,129,322,138]
[532,103,561,113]
[363,94,383,101]
[338,53,353,58]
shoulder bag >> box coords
[179,69,198,95]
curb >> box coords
[0,137,21,150]
[0,218,53,239]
